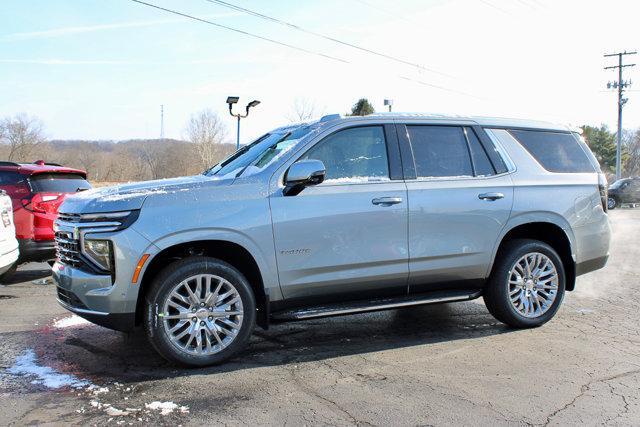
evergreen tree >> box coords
[349,98,375,116]
[581,124,622,172]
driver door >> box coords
[269,125,409,302]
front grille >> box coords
[54,230,83,268]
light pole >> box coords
[384,99,393,112]
[226,96,261,150]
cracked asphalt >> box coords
[0,209,639,426]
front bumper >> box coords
[50,221,158,332]
[52,261,137,332]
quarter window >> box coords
[508,129,595,173]
[302,126,389,183]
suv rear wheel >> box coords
[484,239,565,328]
[144,256,256,367]
[607,196,618,210]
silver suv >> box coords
[53,113,611,366]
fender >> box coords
[137,227,282,301]
[485,210,577,278]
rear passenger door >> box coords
[398,124,514,293]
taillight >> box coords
[598,173,608,212]
[21,193,62,214]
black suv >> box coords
[607,177,640,209]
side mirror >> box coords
[283,159,326,196]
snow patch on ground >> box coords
[145,401,189,415]
[53,314,90,328]
[7,349,92,389]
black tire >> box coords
[483,239,565,328]
[607,196,617,210]
[0,263,17,284]
[144,256,256,367]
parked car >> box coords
[0,161,91,265]
[53,114,611,367]
[0,190,19,281]
[607,177,640,209]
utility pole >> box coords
[604,51,636,180]
[160,104,165,139]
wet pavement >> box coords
[1,209,639,425]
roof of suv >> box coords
[0,161,87,177]
[301,113,575,133]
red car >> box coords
[0,160,91,265]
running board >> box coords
[271,289,483,321]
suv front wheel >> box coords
[144,256,256,367]
[484,239,565,328]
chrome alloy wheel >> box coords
[161,274,244,356]
[507,252,559,318]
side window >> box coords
[0,171,21,185]
[407,126,473,178]
[509,129,595,173]
[302,126,389,183]
[464,127,495,176]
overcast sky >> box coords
[1,0,638,143]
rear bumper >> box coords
[576,255,609,276]
[18,238,55,263]
[0,240,19,272]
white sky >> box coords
[0,0,638,142]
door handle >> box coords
[372,197,403,206]
[478,192,504,201]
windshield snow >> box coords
[204,125,314,179]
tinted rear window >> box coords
[29,173,91,193]
[509,130,595,173]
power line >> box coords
[129,0,349,64]
[604,50,637,180]
[128,0,478,98]
[202,0,451,77]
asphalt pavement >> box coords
[0,209,639,426]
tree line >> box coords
[1,101,639,183]
[0,111,235,183]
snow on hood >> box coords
[60,175,219,214]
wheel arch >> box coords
[135,239,271,329]
[489,216,576,291]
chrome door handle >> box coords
[478,192,504,201]
[372,197,403,206]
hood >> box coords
[60,175,219,214]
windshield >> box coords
[204,125,314,179]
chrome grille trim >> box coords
[54,230,82,268]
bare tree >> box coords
[286,97,323,122]
[624,128,640,177]
[0,113,46,161]
[184,109,228,169]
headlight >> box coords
[83,239,113,271]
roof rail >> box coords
[0,161,20,167]
[319,113,341,122]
